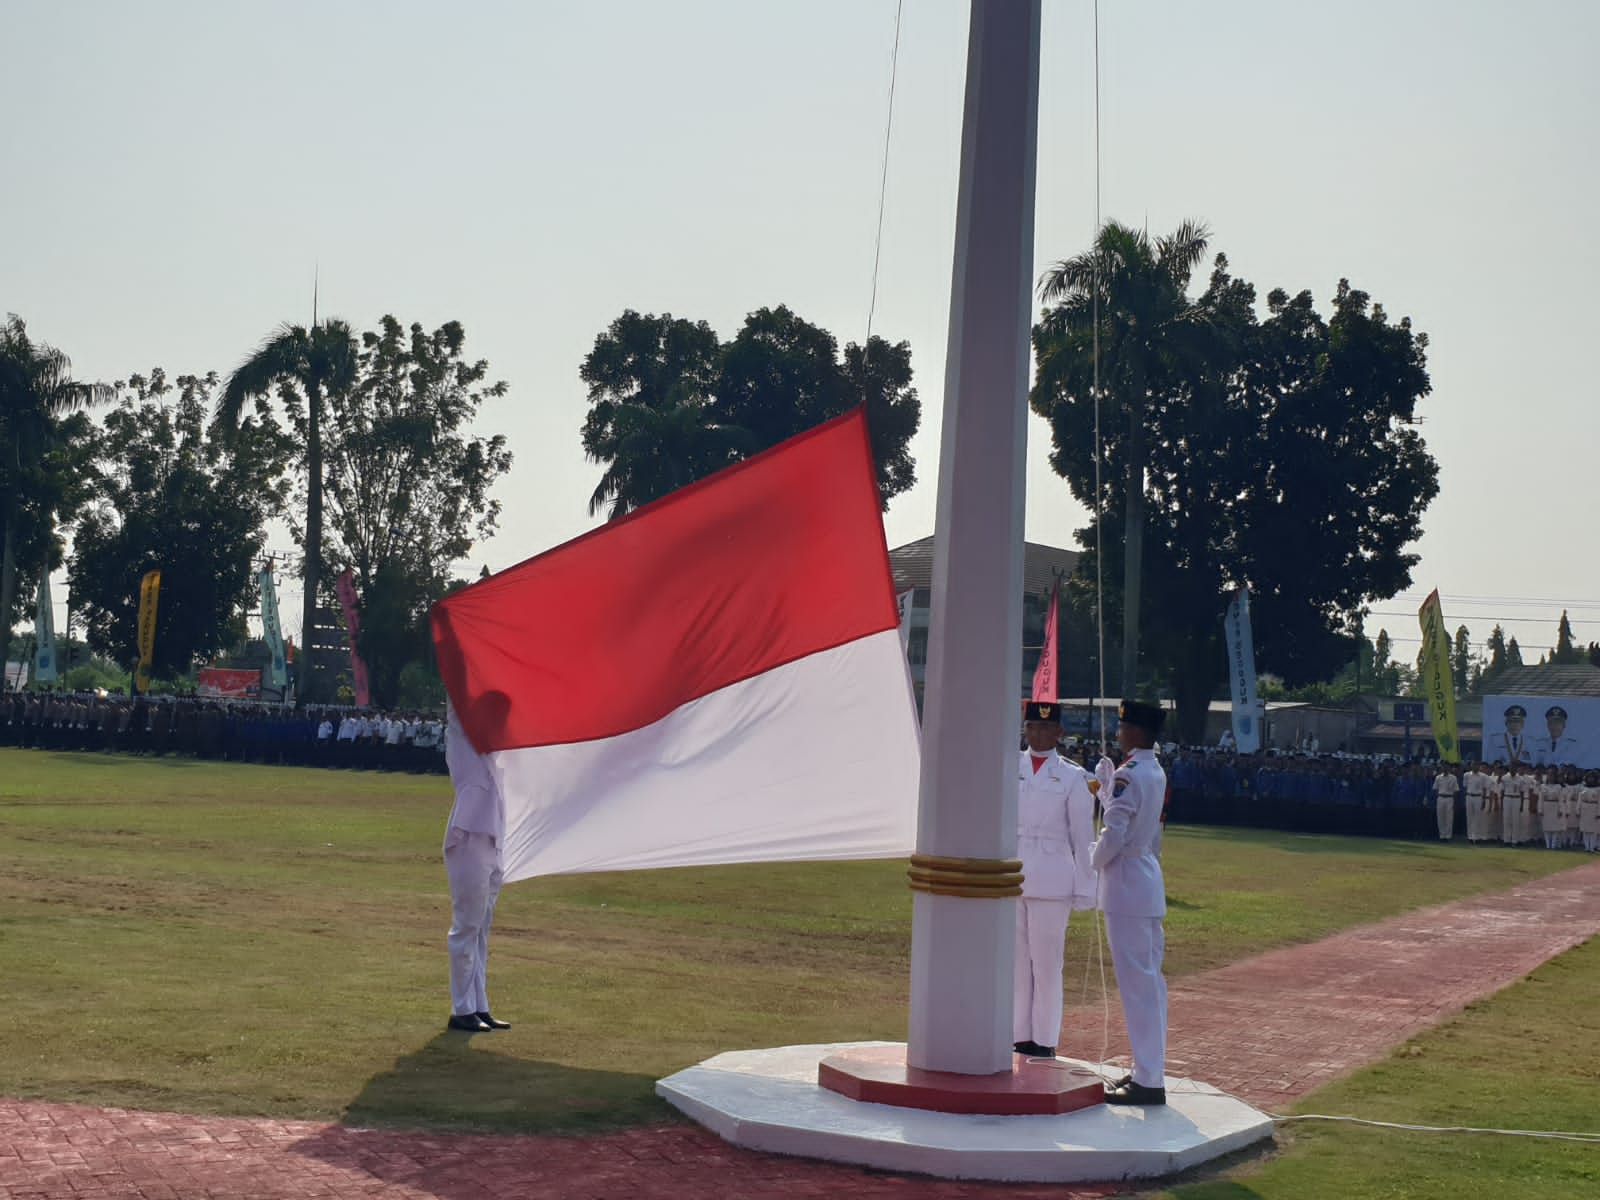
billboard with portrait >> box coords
[1481,695,1599,768]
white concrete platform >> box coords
[657,1041,1275,1184]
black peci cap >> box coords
[1118,698,1166,734]
[1024,700,1061,723]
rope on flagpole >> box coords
[862,0,905,380]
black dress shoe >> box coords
[476,1012,511,1030]
[1033,1045,1056,1058]
[447,1013,490,1032]
[1013,1040,1036,1056]
[1106,1072,1133,1090]
[1104,1080,1166,1106]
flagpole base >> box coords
[818,1043,1102,1115]
[658,1042,1274,1184]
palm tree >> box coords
[585,388,753,520]
[0,316,110,651]
[216,320,358,700]
[1035,219,1211,694]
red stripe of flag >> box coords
[432,408,898,752]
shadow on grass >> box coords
[337,1031,673,1134]
[291,1032,680,1198]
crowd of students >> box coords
[1156,748,1444,838]
[11,691,1599,850]
[0,690,448,774]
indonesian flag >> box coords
[431,409,920,881]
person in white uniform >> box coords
[1463,764,1488,843]
[1472,771,1497,844]
[1500,766,1522,845]
[443,699,510,1033]
[1433,765,1460,841]
[1091,699,1170,1106]
[1013,700,1097,1059]
[1579,771,1600,853]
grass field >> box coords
[1,746,1594,1188]
[1163,934,1600,1200]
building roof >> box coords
[1485,663,1600,698]
[888,536,1080,596]
[1362,722,1484,741]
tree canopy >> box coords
[0,315,106,650]
[72,369,291,678]
[217,318,359,701]
[1032,242,1438,741]
[321,317,512,709]
[1035,219,1212,698]
[580,305,920,519]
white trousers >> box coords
[1465,796,1485,841]
[445,828,504,1017]
[1105,913,1167,1088]
[1014,898,1071,1048]
[1435,796,1455,839]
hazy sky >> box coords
[6,0,1597,666]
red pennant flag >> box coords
[1031,577,1058,702]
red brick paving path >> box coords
[4,860,1598,1200]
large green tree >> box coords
[1033,248,1438,741]
[579,306,921,520]
[320,317,513,709]
[1452,625,1472,698]
[0,316,107,651]
[1035,220,1212,694]
[73,369,291,679]
[216,319,358,701]
[1552,610,1580,664]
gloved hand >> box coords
[1095,755,1116,799]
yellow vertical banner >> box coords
[1417,588,1460,764]
[135,569,162,694]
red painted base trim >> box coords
[817,1044,1106,1116]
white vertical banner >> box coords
[259,566,288,689]
[896,586,914,652]
[34,575,58,683]
[1223,586,1260,753]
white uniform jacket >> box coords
[1016,751,1096,907]
[444,704,504,849]
[1090,748,1167,918]
[1486,731,1532,766]
[1536,736,1580,766]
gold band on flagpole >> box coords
[907,854,1024,898]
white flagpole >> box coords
[907,0,1041,1076]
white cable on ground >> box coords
[1262,1112,1600,1143]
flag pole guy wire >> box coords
[862,0,905,383]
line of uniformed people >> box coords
[1434,763,1600,850]
[0,691,448,775]
[1164,749,1439,837]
